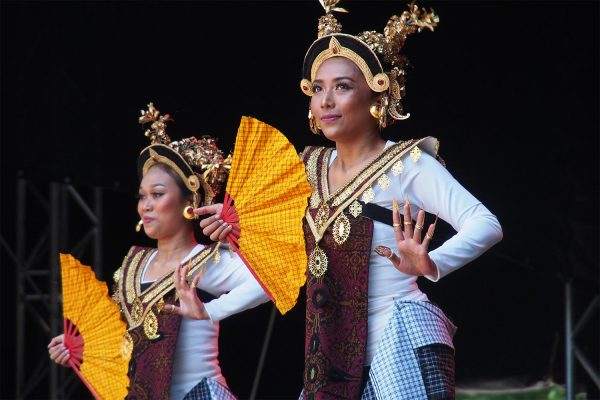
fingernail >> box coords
[392,199,399,211]
[374,245,391,258]
[405,196,410,207]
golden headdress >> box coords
[300,0,439,127]
[137,103,231,207]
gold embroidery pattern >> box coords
[309,192,321,209]
[391,159,404,175]
[315,203,330,231]
[410,146,422,162]
[142,247,213,304]
[330,141,413,207]
[131,298,143,325]
[320,148,334,200]
[121,331,133,359]
[119,246,218,329]
[213,249,221,265]
[377,174,390,191]
[143,310,160,340]
[156,298,165,313]
[305,148,323,189]
[332,213,351,245]
[349,201,363,218]
[362,187,375,204]
[308,245,328,278]
[125,251,146,303]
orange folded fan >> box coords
[60,253,130,399]
[220,117,311,314]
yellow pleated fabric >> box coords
[60,253,130,399]
[226,117,311,314]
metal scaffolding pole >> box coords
[7,179,104,399]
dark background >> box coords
[1,1,598,399]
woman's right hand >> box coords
[48,334,70,367]
[194,203,235,243]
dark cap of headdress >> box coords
[136,103,231,207]
[300,0,439,125]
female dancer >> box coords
[294,2,503,399]
[48,104,269,400]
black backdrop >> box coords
[1,1,598,399]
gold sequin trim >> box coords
[349,201,363,218]
[309,192,321,209]
[378,174,390,191]
[362,187,375,204]
[131,298,143,325]
[143,310,160,340]
[330,141,413,207]
[391,160,404,176]
[125,251,146,303]
[332,213,351,245]
[305,148,322,189]
[410,146,422,162]
[141,247,214,304]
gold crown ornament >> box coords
[137,103,232,207]
[300,0,439,127]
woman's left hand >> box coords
[163,262,209,320]
[375,199,438,277]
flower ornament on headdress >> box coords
[301,0,439,127]
[137,103,232,207]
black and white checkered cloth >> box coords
[299,301,457,400]
[182,378,237,400]
[361,300,457,399]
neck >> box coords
[334,130,386,172]
[156,229,197,263]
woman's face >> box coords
[137,165,190,240]
[310,56,378,142]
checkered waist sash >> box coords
[303,214,373,400]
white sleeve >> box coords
[198,248,270,322]
[399,152,503,281]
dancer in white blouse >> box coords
[48,104,269,400]
[292,2,503,399]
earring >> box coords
[308,108,320,135]
[183,205,196,220]
[135,219,143,232]
[369,103,382,119]
[370,96,389,130]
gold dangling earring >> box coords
[135,219,143,232]
[308,108,320,135]
[183,205,195,220]
[370,103,382,120]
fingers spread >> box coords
[414,209,425,244]
[403,199,413,239]
[392,199,405,242]
[422,223,435,249]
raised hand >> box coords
[163,262,209,320]
[375,198,438,277]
